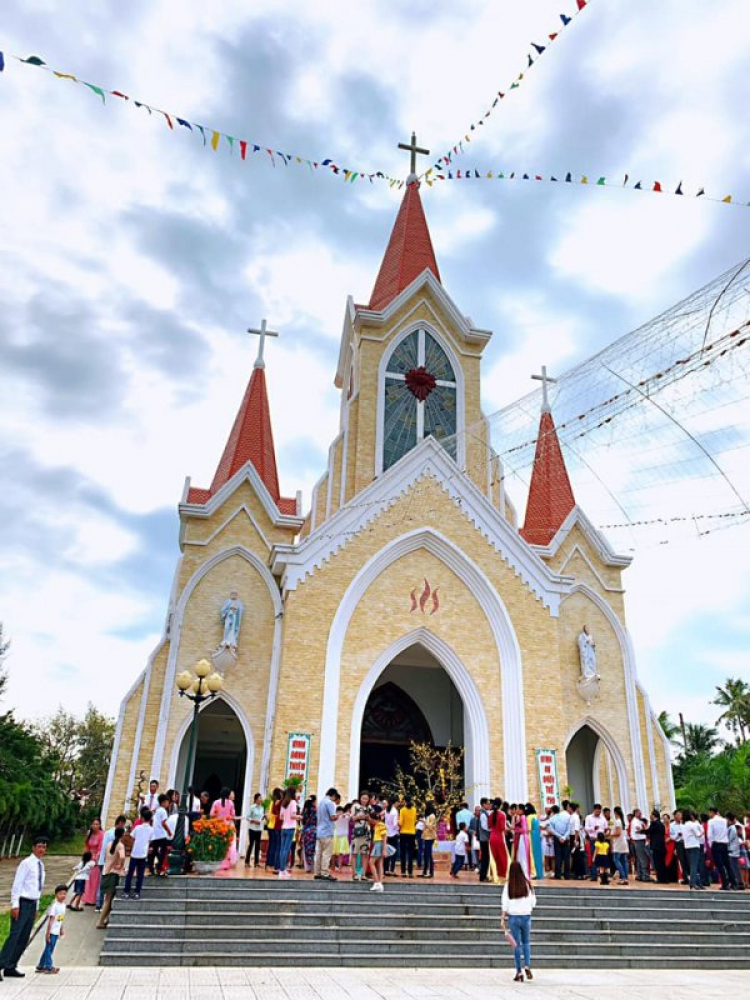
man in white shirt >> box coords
[670,811,688,885]
[683,811,706,889]
[139,779,160,814]
[0,834,48,979]
[630,809,652,882]
[149,794,173,876]
[707,807,732,890]
[584,804,608,881]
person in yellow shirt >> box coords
[593,830,611,885]
[399,797,417,877]
[369,805,387,892]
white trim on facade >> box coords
[533,507,632,569]
[561,583,648,810]
[150,545,283,786]
[123,640,163,812]
[638,683,662,808]
[374,320,466,477]
[167,690,255,857]
[318,526,528,802]
[558,544,625,594]
[179,463,304,531]
[565,715,632,814]
[180,504,272,551]
[273,436,572,614]
[347,628,491,803]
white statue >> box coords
[220,591,244,651]
[577,625,597,680]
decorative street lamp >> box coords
[167,658,224,875]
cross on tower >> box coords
[398,131,430,182]
[531,365,558,412]
[247,318,279,369]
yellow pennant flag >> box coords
[722,195,732,203]
[581,175,588,184]
[54,71,77,81]
[487,170,494,178]
[210,131,220,150]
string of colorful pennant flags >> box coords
[422,164,748,207]
[1,40,747,209]
[0,51,404,187]
[431,0,591,173]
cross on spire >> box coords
[398,131,430,182]
[531,365,558,412]
[247,318,279,369]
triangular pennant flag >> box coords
[134,102,152,113]
[509,171,515,179]
[722,195,732,203]
[528,55,534,67]
[210,131,220,150]
[267,149,277,166]
[623,173,629,186]
[196,125,207,145]
[535,175,543,180]
[111,90,129,99]
[474,170,480,178]
[565,172,572,182]
[83,82,106,103]
[498,92,505,98]
[551,175,558,181]
[161,112,174,129]
[350,172,359,182]
[487,170,494,178]
[239,140,247,160]
[253,144,260,153]
[0,52,4,72]
[510,82,520,89]
[523,173,530,180]
[20,55,45,65]
[176,118,192,129]
[457,169,462,179]
[597,177,606,185]
[653,181,662,192]
[226,135,235,153]
[634,181,642,189]
[532,43,546,54]
[696,187,705,197]
[577,0,587,9]
[53,71,77,81]
[549,32,558,40]
[581,175,588,184]
[560,14,572,25]
[448,171,453,179]
[675,181,683,195]
[344,169,352,181]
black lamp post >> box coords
[167,658,224,876]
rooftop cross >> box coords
[247,318,279,369]
[398,131,430,183]
[531,365,558,412]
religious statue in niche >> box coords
[576,625,600,704]
[212,590,244,672]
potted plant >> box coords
[186,817,234,875]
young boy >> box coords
[122,807,153,899]
[593,830,611,885]
[36,884,67,974]
[369,805,387,892]
[68,850,94,911]
[451,822,469,878]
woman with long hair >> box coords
[82,819,104,907]
[526,804,543,880]
[611,806,630,885]
[301,795,318,873]
[276,787,298,878]
[96,827,127,929]
[265,787,283,873]
[489,798,509,882]
[210,786,238,871]
[512,804,532,879]
[421,802,437,878]
[501,860,537,982]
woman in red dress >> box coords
[82,819,104,906]
[489,797,509,881]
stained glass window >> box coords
[382,329,458,470]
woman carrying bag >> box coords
[501,860,537,983]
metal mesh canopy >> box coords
[461,258,750,551]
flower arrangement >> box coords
[186,817,234,862]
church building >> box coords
[103,176,674,835]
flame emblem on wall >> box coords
[409,579,440,615]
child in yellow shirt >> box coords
[369,805,386,892]
[593,830,611,885]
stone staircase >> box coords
[100,878,750,968]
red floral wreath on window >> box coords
[405,366,437,401]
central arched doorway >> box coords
[565,721,630,813]
[358,642,465,794]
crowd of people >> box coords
[1,784,748,980]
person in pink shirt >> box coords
[277,788,299,878]
[210,788,237,871]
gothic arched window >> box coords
[382,329,457,471]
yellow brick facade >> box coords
[104,250,674,827]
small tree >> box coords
[381,742,465,824]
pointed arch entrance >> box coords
[349,629,487,801]
[565,719,630,813]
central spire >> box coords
[368,180,441,312]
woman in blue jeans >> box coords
[501,860,537,982]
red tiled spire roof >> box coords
[520,408,576,546]
[186,362,297,515]
[368,181,441,311]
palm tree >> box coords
[657,711,680,746]
[681,722,722,758]
[712,678,750,744]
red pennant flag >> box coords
[577,0,587,8]
[653,181,662,192]
[239,140,247,160]
[111,90,129,99]
[161,112,174,129]
[549,33,558,40]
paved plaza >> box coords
[0,967,748,999]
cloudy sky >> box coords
[2,0,749,738]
